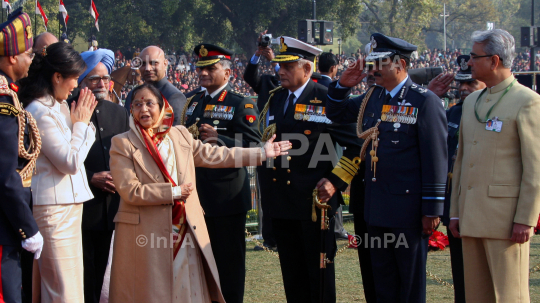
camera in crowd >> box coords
[259,34,273,48]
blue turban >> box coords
[78,48,115,84]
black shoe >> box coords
[254,242,277,252]
[335,232,349,240]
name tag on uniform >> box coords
[486,117,502,132]
[269,115,274,121]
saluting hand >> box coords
[427,73,454,98]
[338,58,367,88]
[263,134,292,159]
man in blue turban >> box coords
[77,48,130,303]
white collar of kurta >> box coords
[205,82,228,98]
[487,75,515,94]
[288,78,310,102]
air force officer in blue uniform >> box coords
[326,33,448,303]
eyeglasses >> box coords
[87,75,111,85]
[470,54,501,61]
[28,52,35,60]
[132,101,158,109]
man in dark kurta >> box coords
[77,49,130,303]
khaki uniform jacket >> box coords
[450,75,540,239]
[108,125,262,303]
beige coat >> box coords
[450,75,540,239]
[108,125,262,303]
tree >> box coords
[359,0,439,48]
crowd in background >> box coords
[112,46,540,101]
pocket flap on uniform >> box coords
[113,211,140,224]
[488,185,520,198]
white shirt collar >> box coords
[288,78,310,102]
[386,76,409,98]
[206,82,229,98]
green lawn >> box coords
[244,220,540,302]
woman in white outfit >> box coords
[21,42,97,303]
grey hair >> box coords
[297,59,314,76]
[471,29,515,69]
[219,60,232,70]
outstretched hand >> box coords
[263,134,292,159]
[338,58,367,88]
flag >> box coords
[89,0,99,32]
[59,0,68,28]
[35,0,48,31]
[2,0,11,13]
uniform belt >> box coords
[16,169,32,188]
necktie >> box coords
[384,93,392,104]
[203,94,212,105]
[284,94,295,119]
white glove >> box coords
[21,231,44,259]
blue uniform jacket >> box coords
[0,71,39,245]
[442,101,463,226]
[326,78,448,229]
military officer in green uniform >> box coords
[180,44,261,303]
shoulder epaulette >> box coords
[269,86,285,94]
[228,90,246,98]
[410,83,429,94]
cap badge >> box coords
[460,58,468,71]
[370,36,377,50]
[25,25,33,40]
[279,37,288,53]
[199,45,208,57]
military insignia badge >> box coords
[304,130,312,135]
[9,83,18,92]
[279,37,288,53]
[310,97,322,104]
[25,25,32,40]
[246,115,256,124]
[244,103,254,109]
[218,90,227,102]
[460,58,468,71]
[0,102,19,116]
[199,45,208,57]
[370,36,377,49]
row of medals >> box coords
[294,112,333,124]
[381,112,417,128]
[203,107,235,120]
